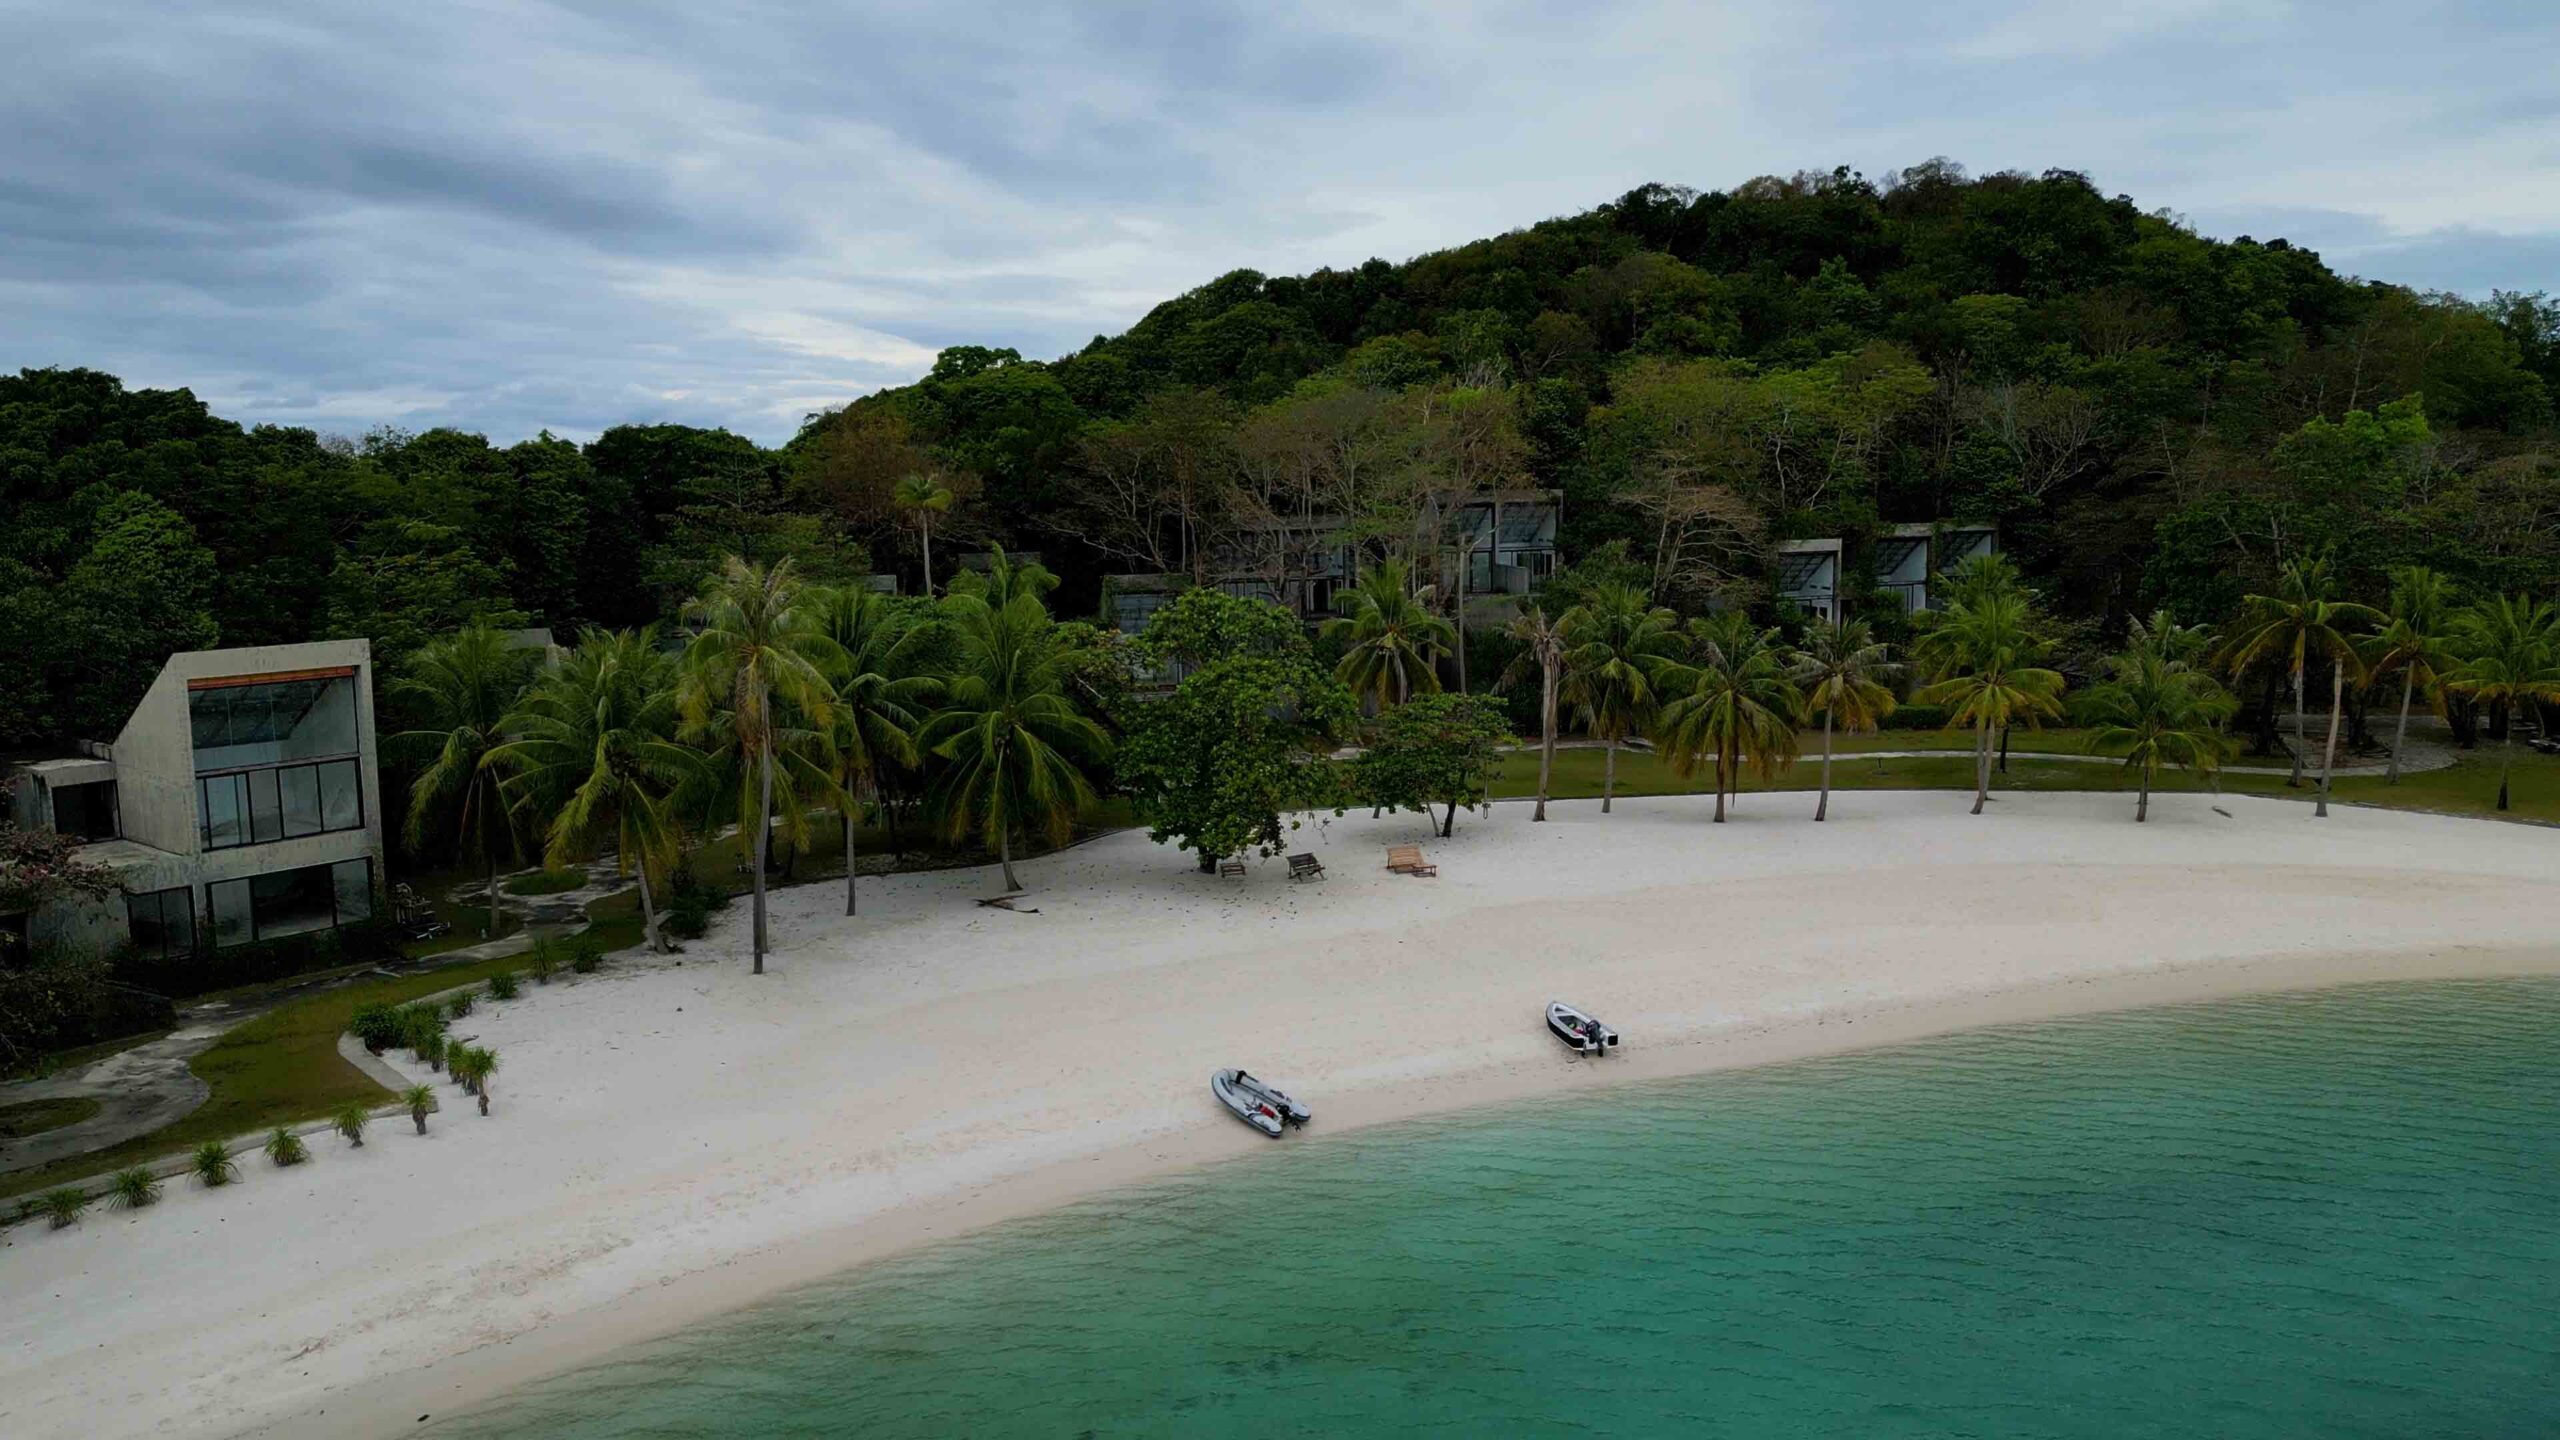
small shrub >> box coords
[193,1140,239,1187]
[421,1033,448,1072]
[332,1101,370,1147]
[526,940,559,985]
[568,940,603,975]
[397,1003,447,1055]
[403,1084,436,1134]
[487,970,520,1002]
[348,1003,403,1054]
[110,1166,162,1209]
[469,1047,500,1115]
[445,991,475,1021]
[41,1186,89,1229]
[666,869,728,940]
[265,1126,309,1166]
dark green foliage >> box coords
[1355,693,1516,837]
[192,1140,239,1187]
[664,867,728,940]
[486,970,520,1002]
[568,939,604,974]
[109,1167,161,1209]
[526,939,560,984]
[116,917,401,1000]
[444,991,474,1021]
[347,1003,403,1053]
[1878,703,1952,730]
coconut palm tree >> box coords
[2364,565,2462,785]
[1653,613,1801,823]
[918,587,1112,893]
[390,623,535,940]
[946,544,1059,607]
[1498,600,1567,821]
[1323,557,1455,710]
[2084,617,2236,821]
[681,557,840,974]
[1917,591,2066,814]
[493,629,700,954]
[2216,553,2381,814]
[892,470,956,595]
[2448,593,2560,812]
[1788,617,1900,822]
[812,584,939,915]
[1557,583,1681,814]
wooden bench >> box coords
[1287,853,1325,882]
[1384,844,1438,877]
[1218,856,1247,879]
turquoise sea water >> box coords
[448,979,2560,1439]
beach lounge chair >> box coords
[1219,856,1246,879]
[1384,844,1437,877]
[1287,853,1325,882]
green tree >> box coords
[1788,617,1900,822]
[892,470,957,595]
[2083,614,2235,821]
[918,587,1112,892]
[1557,582,1682,813]
[2448,594,2560,812]
[390,623,537,939]
[1499,601,1568,821]
[811,584,938,915]
[2215,553,2381,817]
[1917,589,2066,815]
[1323,558,1455,708]
[493,630,700,952]
[2363,566,2462,786]
[680,558,840,974]
[1355,692,1513,837]
[1653,613,1802,824]
[1120,617,1356,871]
[60,492,221,736]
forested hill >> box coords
[6,162,2559,745]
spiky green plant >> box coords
[403,1084,437,1134]
[109,1166,162,1209]
[192,1141,239,1187]
[421,1032,448,1072]
[41,1186,89,1228]
[526,938,559,984]
[1918,587,2066,815]
[445,991,474,1021]
[1322,557,1455,710]
[390,622,537,940]
[1652,614,1802,823]
[2084,614,2237,822]
[917,583,1111,893]
[332,1101,370,1147]
[1558,582,1683,814]
[465,1047,499,1115]
[487,970,520,1002]
[265,1127,308,1167]
[569,939,603,973]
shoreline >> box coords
[286,941,2560,1438]
[8,789,2560,1440]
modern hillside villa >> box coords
[3,641,386,965]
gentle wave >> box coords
[447,978,2560,1438]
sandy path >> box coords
[3,789,2557,1439]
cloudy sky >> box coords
[4,1,2555,444]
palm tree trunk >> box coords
[999,826,1021,893]
[2388,669,2414,785]
[2316,659,2344,818]
[2498,734,2514,812]
[1533,663,1556,822]
[920,514,934,595]
[2136,770,2151,823]
[636,862,667,954]
[1971,724,1990,815]
[2289,667,2307,785]
[752,740,772,973]
[843,802,859,917]
[1712,741,1728,824]
[1815,710,1833,822]
[481,785,501,940]
[1603,741,1617,814]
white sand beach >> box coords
[6,789,2560,1440]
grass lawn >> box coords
[0,1097,101,1140]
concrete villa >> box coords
[3,641,386,966]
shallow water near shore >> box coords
[443,977,2560,1438]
